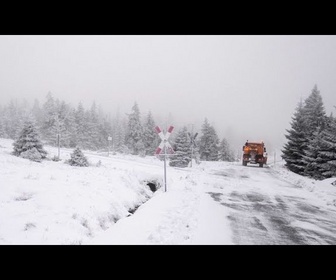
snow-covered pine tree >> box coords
[319,114,336,178]
[302,126,325,179]
[0,118,7,138]
[68,107,78,148]
[98,114,113,152]
[75,102,91,150]
[125,102,144,155]
[199,118,219,161]
[85,102,100,150]
[56,101,75,148]
[199,118,211,161]
[41,92,58,145]
[208,126,219,161]
[96,106,112,150]
[89,102,100,149]
[66,147,89,167]
[169,126,191,167]
[99,108,113,151]
[301,85,327,138]
[218,138,235,162]
[0,107,8,138]
[301,85,328,178]
[111,111,127,153]
[31,99,43,129]
[3,100,24,140]
[143,111,159,155]
[12,120,47,162]
[193,137,201,164]
[282,100,307,175]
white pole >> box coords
[57,134,60,159]
[164,142,167,192]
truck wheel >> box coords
[259,163,263,168]
[243,161,247,166]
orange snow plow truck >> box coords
[242,141,267,167]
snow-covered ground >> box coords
[1,138,336,245]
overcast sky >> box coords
[1,35,336,152]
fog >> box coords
[1,35,336,153]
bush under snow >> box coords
[66,147,89,167]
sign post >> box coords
[108,136,112,156]
[155,125,174,192]
[57,133,60,159]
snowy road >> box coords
[206,164,336,245]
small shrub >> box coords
[66,147,89,167]
[20,147,42,162]
[24,223,36,231]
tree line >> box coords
[282,85,336,180]
[0,93,235,166]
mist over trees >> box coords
[282,85,336,180]
[0,93,236,165]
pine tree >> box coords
[199,118,211,161]
[31,99,43,133]
[67,107,78,148]
[96,107,112,150]
[301,85,328,178]
[125,102,144,155]
[112,111,126,153]
[74,102,91,150]
[319,115,336,178]
[199,118,219,161]
[301,85,327,138]
[0,107,8,138]
[219,138,235,162]
[41,92,58,145]
[12,120,47,162]
[208,126,219,161]
[0,119,7,138]
[57,101,75,148]
[302,127,325,179]
[98,114,112,151]
[169,126,191,167]
[86,102,100,150]
[187,129,199,164]
[282,100,307,175]
[143,111,158,155]
[3,100,24,139]
[66,147,89,167]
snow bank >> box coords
[0,138,160,244]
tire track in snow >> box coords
[207,164,336,244]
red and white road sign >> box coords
[155,125,174,155]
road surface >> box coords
[206,163,336,245]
